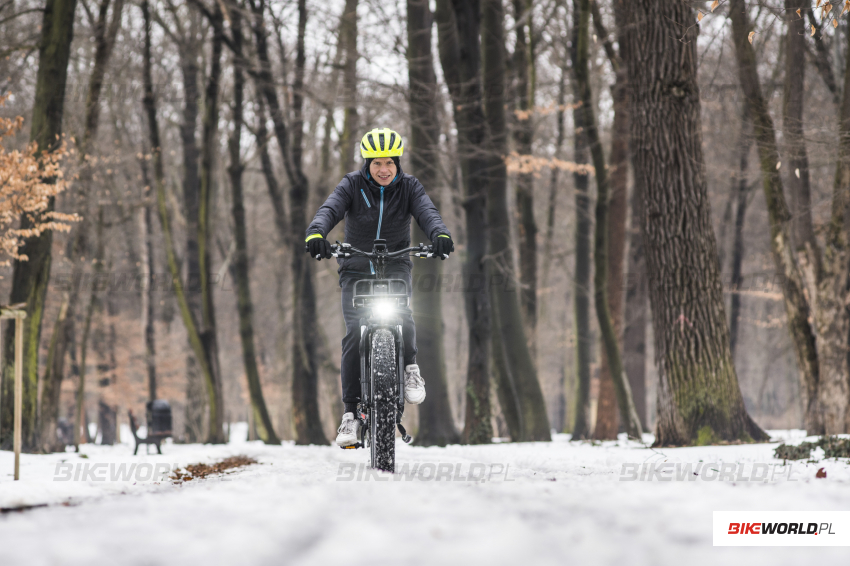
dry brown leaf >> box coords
[817,0,823,8]
[711,0,719,12]
[796,8,801,18]
[816,467,827,479]
[811,24,817,36]
[834,18,839,28]
[748,31,756,44]
[845,0,850,16]
[697,11,704,22]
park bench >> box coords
[128,400,172,455]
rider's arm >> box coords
[409,178,451,242]
[305,175,354,240]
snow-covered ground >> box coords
[1,428,848,565]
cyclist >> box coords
[305,128,454,447]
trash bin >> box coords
[145,399,172,437]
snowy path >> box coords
[1,430,848,565]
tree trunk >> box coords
[818,20,850,435]
[728,0,821,435]
[140,188,157,402]
[38,0,123,453]
[338,0,359,176]
[540,64,566,301]
[623,176,648,431]
[406,0,459,446]
[482,0,550,442]
[227,5,279,445]
[249,0,327,444]
[434,0,492,444]
[590,1,631,440]
[511,0,538,340]
[75,208,104,451]
[141,0,220,444]
[784,0,818,274]
[628,0,767,446]
[196,0,226,444]
[0,0,77,452]
[569,0,593,441]
[728,102,753,360]
[572,0,641,440]
[176,16,206,443]
[594,60,630,440]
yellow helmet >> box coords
[360,128,404,159]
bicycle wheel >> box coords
[369,328,397,472]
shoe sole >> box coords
[404,392,426,405]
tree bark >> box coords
[818,21,850,435]
[406,0,459,446]
[511,0,538,340]
[482,0,550,442]
[572,0,641,440]
[75,207,104,451]
[0,0,78,452]
[196,0,226,443]
[569,0,592,441]
[591,0,631,440]
[138,155,157,402]
[249,0,327,444]
[338,0,359,176]
[728,0,822,435]
[540,64,566,302]
[141,0,221,444]
[728,102,753,360]
[39,0,124,452]
[435,0,492,444]
[227,4,279,445]
[628,0,767,446]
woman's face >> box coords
[369,157,397,186]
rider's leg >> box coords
[386,267,416,366]
[339,270,367,414]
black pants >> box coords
[339,268,416,405]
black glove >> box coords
[306,236,332,260]
[433,235,454,259]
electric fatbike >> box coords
[325,239,446,472]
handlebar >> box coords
[329,242,448,260]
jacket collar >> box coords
[360,161,404,190]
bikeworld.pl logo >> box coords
[53,462,179,482]
[714,512,850,546]
[336,462,515,482]
[619,462,798,482]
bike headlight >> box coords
[372,300,395,319]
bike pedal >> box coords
[340,442,362,450]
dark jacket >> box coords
[306,162,450,273]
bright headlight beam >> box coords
[372,300,395,318]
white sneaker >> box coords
[404,364,426,404]
[336,412,360,447]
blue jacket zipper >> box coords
[370,186,385,275]
[360,189,371,208]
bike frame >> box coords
[330,239,438,450]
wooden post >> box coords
[14,315,23,480]
[2,307,27,480]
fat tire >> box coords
[370,328,397,472]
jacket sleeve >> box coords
[409,177,450,242]
[306,175,353,239]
